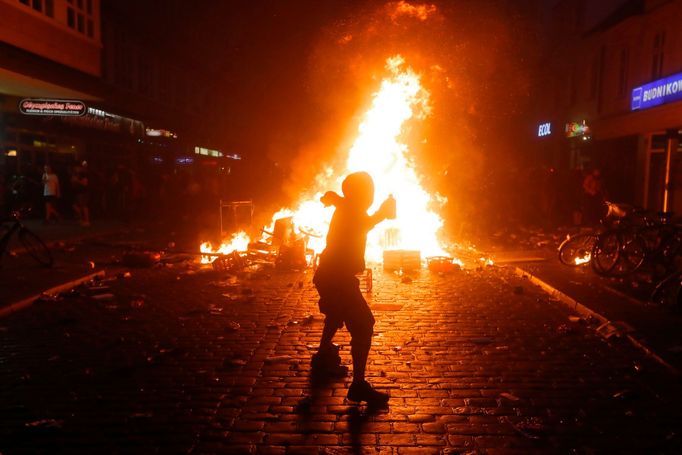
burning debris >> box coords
[199,55,466,272]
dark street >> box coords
[2,251,682,454]
[3,0,682,453]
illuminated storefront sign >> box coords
[19,99,86,116]
[146,128,177,138]
[565,121,590,138]
[537,122,552,137]
[194,146,223,157]
[632,71,682,111]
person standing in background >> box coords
[71,161,90,227]
[42,165,61,223]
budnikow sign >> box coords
[631,72,682,111]
[19,98,87,116]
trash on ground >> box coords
[34,293,59,304]
[92,293,115,301]
[499,392,521,402]
[25,419,64,429]
[226,321,240,331]
[222,358,247,368]
[596,321,634,339]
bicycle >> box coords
[558,232,597,266]
[558,202,640,269]
[0,211,53,267]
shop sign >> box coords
[632,71,682,111]
[565,121,590,138]
[537,122,552,137]
[19,98,86,116]
[146,128,177,138]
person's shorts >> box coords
[313,268,375,336]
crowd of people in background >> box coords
[0,159,610,240]
[0,161,226,228]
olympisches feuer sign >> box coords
[19,99,87,116]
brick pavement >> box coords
[1,263,681,454]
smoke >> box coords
[270,0,540,239]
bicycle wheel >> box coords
[558,233,596,266]
[18,227,53,267]
[614,234,646,276]
[592,230,620,275]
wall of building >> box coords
[0,0,101,76]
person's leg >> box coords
[319,321,338,350]
[345,289,387,405]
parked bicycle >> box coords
[558,202,641,269]
[0,210,53,267]
[558,201,681,276]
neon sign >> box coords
[632,71,682,111]
[537,122,552,137]
[565,121,590,138]
[19,99,86,116]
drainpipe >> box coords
[662,129,679,212]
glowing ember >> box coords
[574,252,591,265]
[202,54,454,266]
[200,231,250,264]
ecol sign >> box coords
[632,71,682,111]
[537,122,552,137]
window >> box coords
[618,47,629,97]
[19,0,52,17]
[652,31,665,79]
[66,0,95,38]
[67,7,75,27]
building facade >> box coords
[534,0,682,214]
[0,0,230,214]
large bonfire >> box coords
[201,55,448,265]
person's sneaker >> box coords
[347,380,389,406]
[311,344,341,368]
[311,344,348,378]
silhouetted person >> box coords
[582,168,607,225]
[312,171,394,406]
[71,161,90,226]
[42,165,61,223]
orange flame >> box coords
[574,253,591,265]
[200,231,250,264]
[202,54,452,266]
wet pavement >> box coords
[1,259,681,454]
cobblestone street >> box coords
[1,264,681,454]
